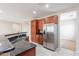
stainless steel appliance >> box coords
[43,23,58,51]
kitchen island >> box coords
[0,39,36,56]
[0,32,36,56]
[7,32,37,56]
[0,33,36,56]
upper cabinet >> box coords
[37,18,45,30]
[46,15,58,24]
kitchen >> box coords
[0,3,79,56]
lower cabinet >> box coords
[17,47,36,56]
[36,35,43,45]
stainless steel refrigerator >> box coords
[43,23,58,51]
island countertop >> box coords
[10,39,36,56]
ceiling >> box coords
[0,3,79,23]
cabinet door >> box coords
[37,19,45,44]
[39,35,43,45]
[38,19,45,30]
[36,35,39,43]
[37,20,42,30]
[31,20,37,43]
[17,48,36,56]
[36,35,43,45]
[41,19,45,29]
[47,15,58,24]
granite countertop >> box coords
[0,35,14,54]
[10,40,36,56]
[5,32,27,36]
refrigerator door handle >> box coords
[43,30,45,34]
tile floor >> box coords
[36,44,75,56]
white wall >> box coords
[21,22,29,32]
[59,11,77,52]
[21,21,29,36]
[0,21,21,35]
[63,9,79,55]
[57,8,79,55]
[21,21,31,42]
[75,11,79,55]
[60,11,77,40]
[60,20,75,40]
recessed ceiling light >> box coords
[33,11,36,14]
[0,10,3,13]
[45,4,49,8]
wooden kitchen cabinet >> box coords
[17,47,36,56]
[39,35,43,45]
[46,15,58,24]
[31,19,45,44]
[31,20,37,43]
[37,19,45,30]
[36,19,45,45]
[36,35,43,45]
